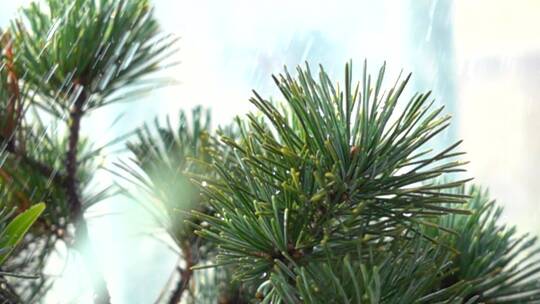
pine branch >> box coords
[168,241,194,304]
[65,85,85,219]
[1,35,65,187]
[426,185,540,303]
[119,108,251,302]
[289,239,471,304]
[118,110,212,299]
[2,140,66,186]
[65,87,110,304]
[0,31,22,153]
[191,61,471,301]
[1,0,177,300]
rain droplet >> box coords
[92,42,112,70]
[114,31,131,57]
[133,10,151,30]
[120,42,140,71]
[43,64,59,84]
[46,19,61,42]
[99,64,118,91]
[68,85,84,107]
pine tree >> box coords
[123,61,540,302]
[1,0,175,302]
[1,0,540,303]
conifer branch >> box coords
[65,86,85,219]
[65,87,111,304]
[191,62,472,302]
[1,30,65,187]
[2,141,65,186]
[0,0,176,300]
[168,241,194,304]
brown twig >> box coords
[167,241,194,304]
[65,86,111,304]
[1,31,21,152]
[65,87,85,219]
